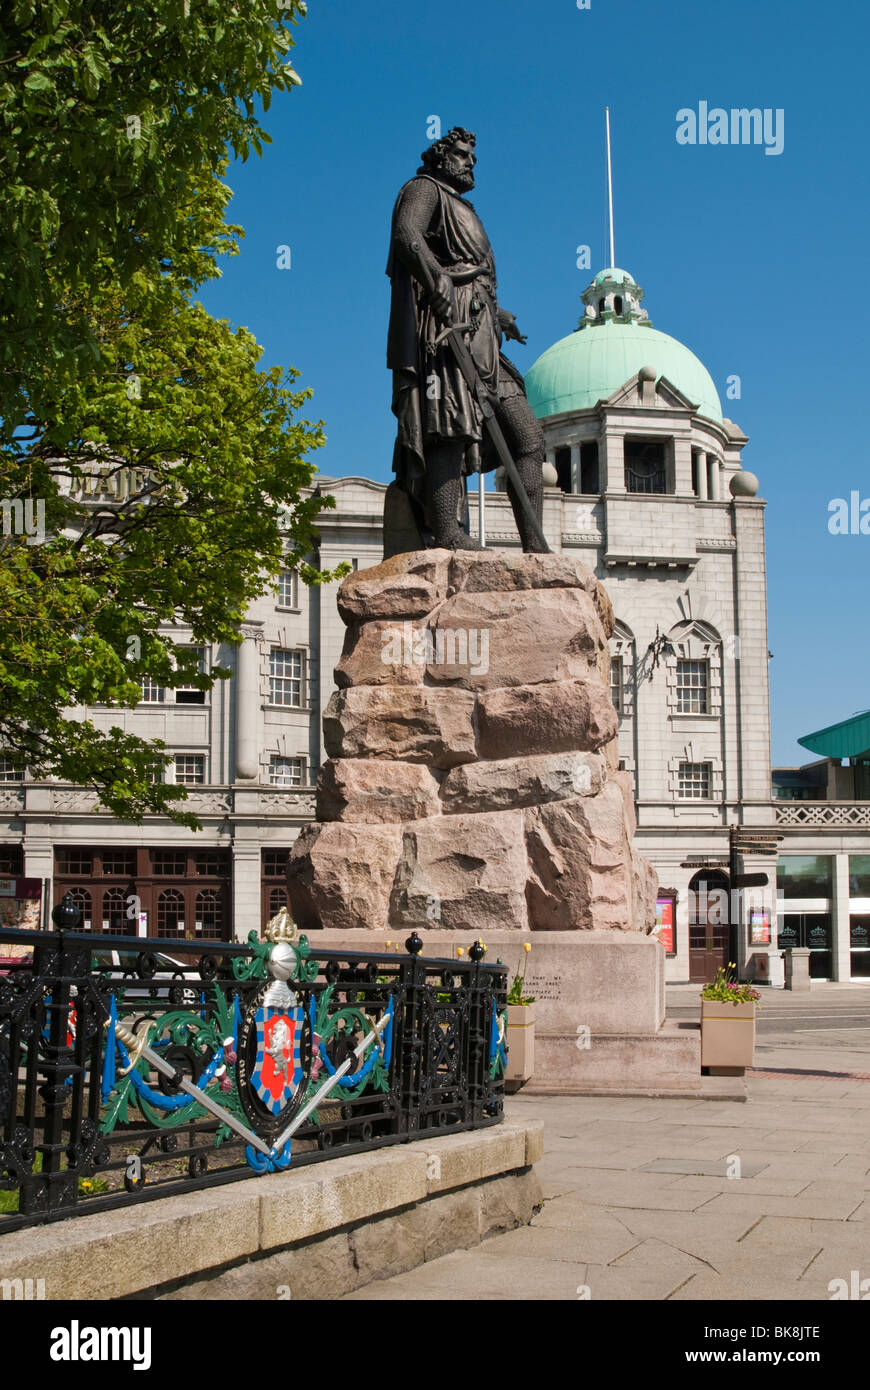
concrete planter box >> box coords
[506,1003,535,1087]
[700,999,756,1074]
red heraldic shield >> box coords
[252,1006,304,1116]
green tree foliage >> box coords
[0,0,305,418]
[0,0,346,826]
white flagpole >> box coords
[605,106,615,267]
[478,468,486,547]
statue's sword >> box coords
[434,321,551,554]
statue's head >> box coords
[418,127,476,192]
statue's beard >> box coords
[438,155,475,191]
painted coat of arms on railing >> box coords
[236,915,312,1135]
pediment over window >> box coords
[606,374,698,413]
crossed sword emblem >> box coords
[110,1009,392,1161]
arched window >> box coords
[598,298,606,315]
[68,888,92,932]
[158,889,185,937]
[666,620,723,719]
[195,889,222,941]
[613,295,623,315]
[101,887,128,936]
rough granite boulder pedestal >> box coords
[288,549,658,936]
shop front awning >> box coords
[798,709,870,761]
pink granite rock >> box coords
[316,759,442,824]
[390,811,529,931]
[426,588,604,690]
[611,768,637,838]
[440,752,606,815]
[334,618,427,689]
[448,551,594,595]
[524,784,635,931]
[291,549,655,937]
[633,853,660,933]
[337,551,450,624]
[476,678,618,759]
[323,686,477,768]
[286,822,403,932]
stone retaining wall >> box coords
[0,1120,542,1301]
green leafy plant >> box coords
[701,964,761,1006]
[507,942,535,1006]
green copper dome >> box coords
[525,268,724,424]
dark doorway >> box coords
[688,869,731,983]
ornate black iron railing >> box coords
[0,922,507,1230]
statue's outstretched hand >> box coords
[501,312,527,344]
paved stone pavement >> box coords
[343,984,870,1300]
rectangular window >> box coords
[676,659,709,714]
[269,649,304,707]
[100,850,136,877]
[55,849,94,876]
[262,849,288,878]
[195,851,230,877]
[579,440,599,494]
[174,647,207,705]
[777,856,833,900]
[0,846,24,876]
[269,756,305,787]
[139,676,164,704]
[609,657,624,715]
[151,850,187,876]
[554,447,572,493]
[624,437,668,494]
[0,757,24,782]
[848,855,870,897]
[678,762,711,799]
[276,569,299,608]
[174,754,205,785]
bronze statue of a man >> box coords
[386,127,546,552]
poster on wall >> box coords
[0,878,44,958]
[656,896,675,955]
[750,908,771,945]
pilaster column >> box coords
[231,841,262,942]
[707,454,720,501]
[832,852,852,981]
[673,439,693,495]
[235,622,263,781]
[601,432,625,493]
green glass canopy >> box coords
[798,710,870,760]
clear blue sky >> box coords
[198,0,870,767]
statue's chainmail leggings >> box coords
[490,389,546,552]
[424,386,547,552]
